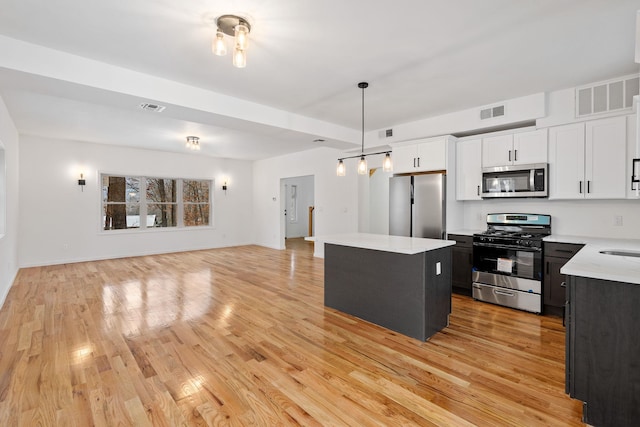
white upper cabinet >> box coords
[482,129,548,167]
[585,116,627,199]
[513,129,548,165]
[456,139,482,200]
[392,137,446,174]
[548,123,586,199]
[549,116,626,199]
[482,135,513,167]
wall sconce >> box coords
[222,179,228,194]
[78,173,86,191]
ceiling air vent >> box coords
[480,105,505,120]
[576,74,639,117]
[138,103,166,113]
[379,128,393,138]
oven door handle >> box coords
[493,289,516,297]
[473,242,541,252]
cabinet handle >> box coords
[579,181,583,194]
[587,180,591,193]
[546,261,549,273]
[413,158,416,168]
[560,281,567,288]
[417,157,420,167]
[555,249,574,254]
[514,149,518,162]
[508,150,511,162]
[477,185,480,196]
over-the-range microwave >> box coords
[481,163,548,198]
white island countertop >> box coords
[307,233,455,255]
[552,236,640,285]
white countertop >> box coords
[553,236,640,285]
[307,233,455,255]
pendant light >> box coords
[335,81,392,176]
[383,152,393,172]
[357,82,368,175]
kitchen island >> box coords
[310,233,455,341]
[556,236,640,427]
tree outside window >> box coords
[183,180,210,226]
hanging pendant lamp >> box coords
[335,81,392,176]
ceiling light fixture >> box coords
[336,82,393,176]
[185,136,201,151]
[211,15,251,68]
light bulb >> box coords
[337,159,346,177]
[383,153,393,172]
[233,47,246,68]
[358,156,368,175]
[212,30,227,56]
[234,23,249,50]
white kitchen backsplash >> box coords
[463,198,640,239]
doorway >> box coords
[280,175,315,249]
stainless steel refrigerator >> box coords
[389,173,446,239]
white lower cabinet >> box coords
[456,138,482,200]
[549,116,627,199]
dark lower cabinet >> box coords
[566,275,640,427]
[543,242,583,316]
[449,234,473,295]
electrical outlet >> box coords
[614,215,623,226]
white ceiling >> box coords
[0,0,638,160]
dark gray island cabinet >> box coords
[565,275,640,427]
[315,233,455,342]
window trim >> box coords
[99,173,214,233]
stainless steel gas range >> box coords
[472,213,551,313]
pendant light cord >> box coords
[358,82,368,155]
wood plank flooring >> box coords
[0,239,583,426]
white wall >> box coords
[0,96,19,308]
[253,147,358,252]
[18,136,253,267]
[463,199,640,239]
[284,175,314,238]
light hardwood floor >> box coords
[0,240,583,426]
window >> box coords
[146,178,177,228]
[101,174,212,231]
[183,180,210,226]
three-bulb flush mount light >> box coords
[337,82,392,176]
[185,136,201,151]
[212,14,251,68]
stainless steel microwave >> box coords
[481,163,548,198]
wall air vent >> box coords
[138,103,166,113]
[576,74,639,117]
[480,105,505,120]
[378,128,393,138]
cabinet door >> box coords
[513,129,548,165]
[391,144,417,174]
[451,246,473,292]
[416,138,446,171]
[548,123,586,199]
[456,139,482,200]
[544,256,568,308]
[482,134,513,167]
[585,116,627,199]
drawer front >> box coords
[545,242,584,259]
[448,234,473,247]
